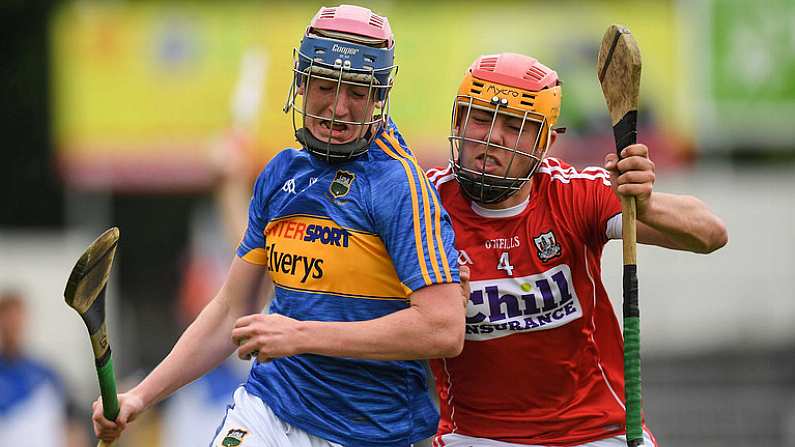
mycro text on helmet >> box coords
[485,84,521,98]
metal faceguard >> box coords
[449,57,561,204]
[284,34,397,162]
[449,96,552,204]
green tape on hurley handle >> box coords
[96,355,119,447]
[97,355,120,421]
[623,264,643,446]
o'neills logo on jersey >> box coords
[265,242,324,283]
[465,264,582,340]
[484,236,520,250]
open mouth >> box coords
[475,153,503,171]
[321,120,349,133]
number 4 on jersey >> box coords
[497,251,514,276]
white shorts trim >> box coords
[210,387,343,447]
[435,428,656,447]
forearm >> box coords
[638,192,727,253]
[297,285,465,360]
[129,296,239,410]
[299,310,460,360]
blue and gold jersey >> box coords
[236,119,459,447]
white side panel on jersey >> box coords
[605,213,623,240]
[465,264,582,340]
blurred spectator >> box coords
[159,112,269,447]
[0,290,69,446]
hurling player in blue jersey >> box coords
[0,291,69,446]
[92,5,465,447]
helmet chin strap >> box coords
[456,169,525,204]
[295,127,370,163]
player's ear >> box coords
[453,113,462,136]
[549,128,560,147]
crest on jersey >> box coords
[221,428,248,446]
[329,170,355,199]
[533,230,561,262]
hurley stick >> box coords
[64,227,121,447]
[597,24,643,446]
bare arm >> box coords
[605,144,728,254]
[93,257,267,441]
[635,192,727,253]
[233,281,467,361]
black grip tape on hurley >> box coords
[613,110,637,154]
[623,264,639,318]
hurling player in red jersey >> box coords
[426,53,728,447]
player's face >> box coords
[0,300,25,350]
[302,78,378,145]
[457,107,542,179]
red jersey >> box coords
[427,158,630,446]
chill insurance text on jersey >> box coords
[427,158,627,443]
[429,158,620,341]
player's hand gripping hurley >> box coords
[64,227,121,447]
[597,25,644,446]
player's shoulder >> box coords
[255,147,303,176]
[426,163,457,198]
[426,163,455,185]
[535,157,612,188]
[250,147,309,195]
[270,146,310,166]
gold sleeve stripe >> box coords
[430,190,452,282]
[389,133,453,283]
[421,167,453,282]
[416,162,452,281]
[240,247,267,265]
[384,132,443,283]
[375,138,432,287]
[385,132,452,282]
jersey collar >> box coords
[470,195,529,218]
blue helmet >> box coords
[284,5,398,162]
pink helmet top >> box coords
[469,53,558,92]
[309,4,394,47]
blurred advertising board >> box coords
[52,1,687,192]
[684,0,795,151]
